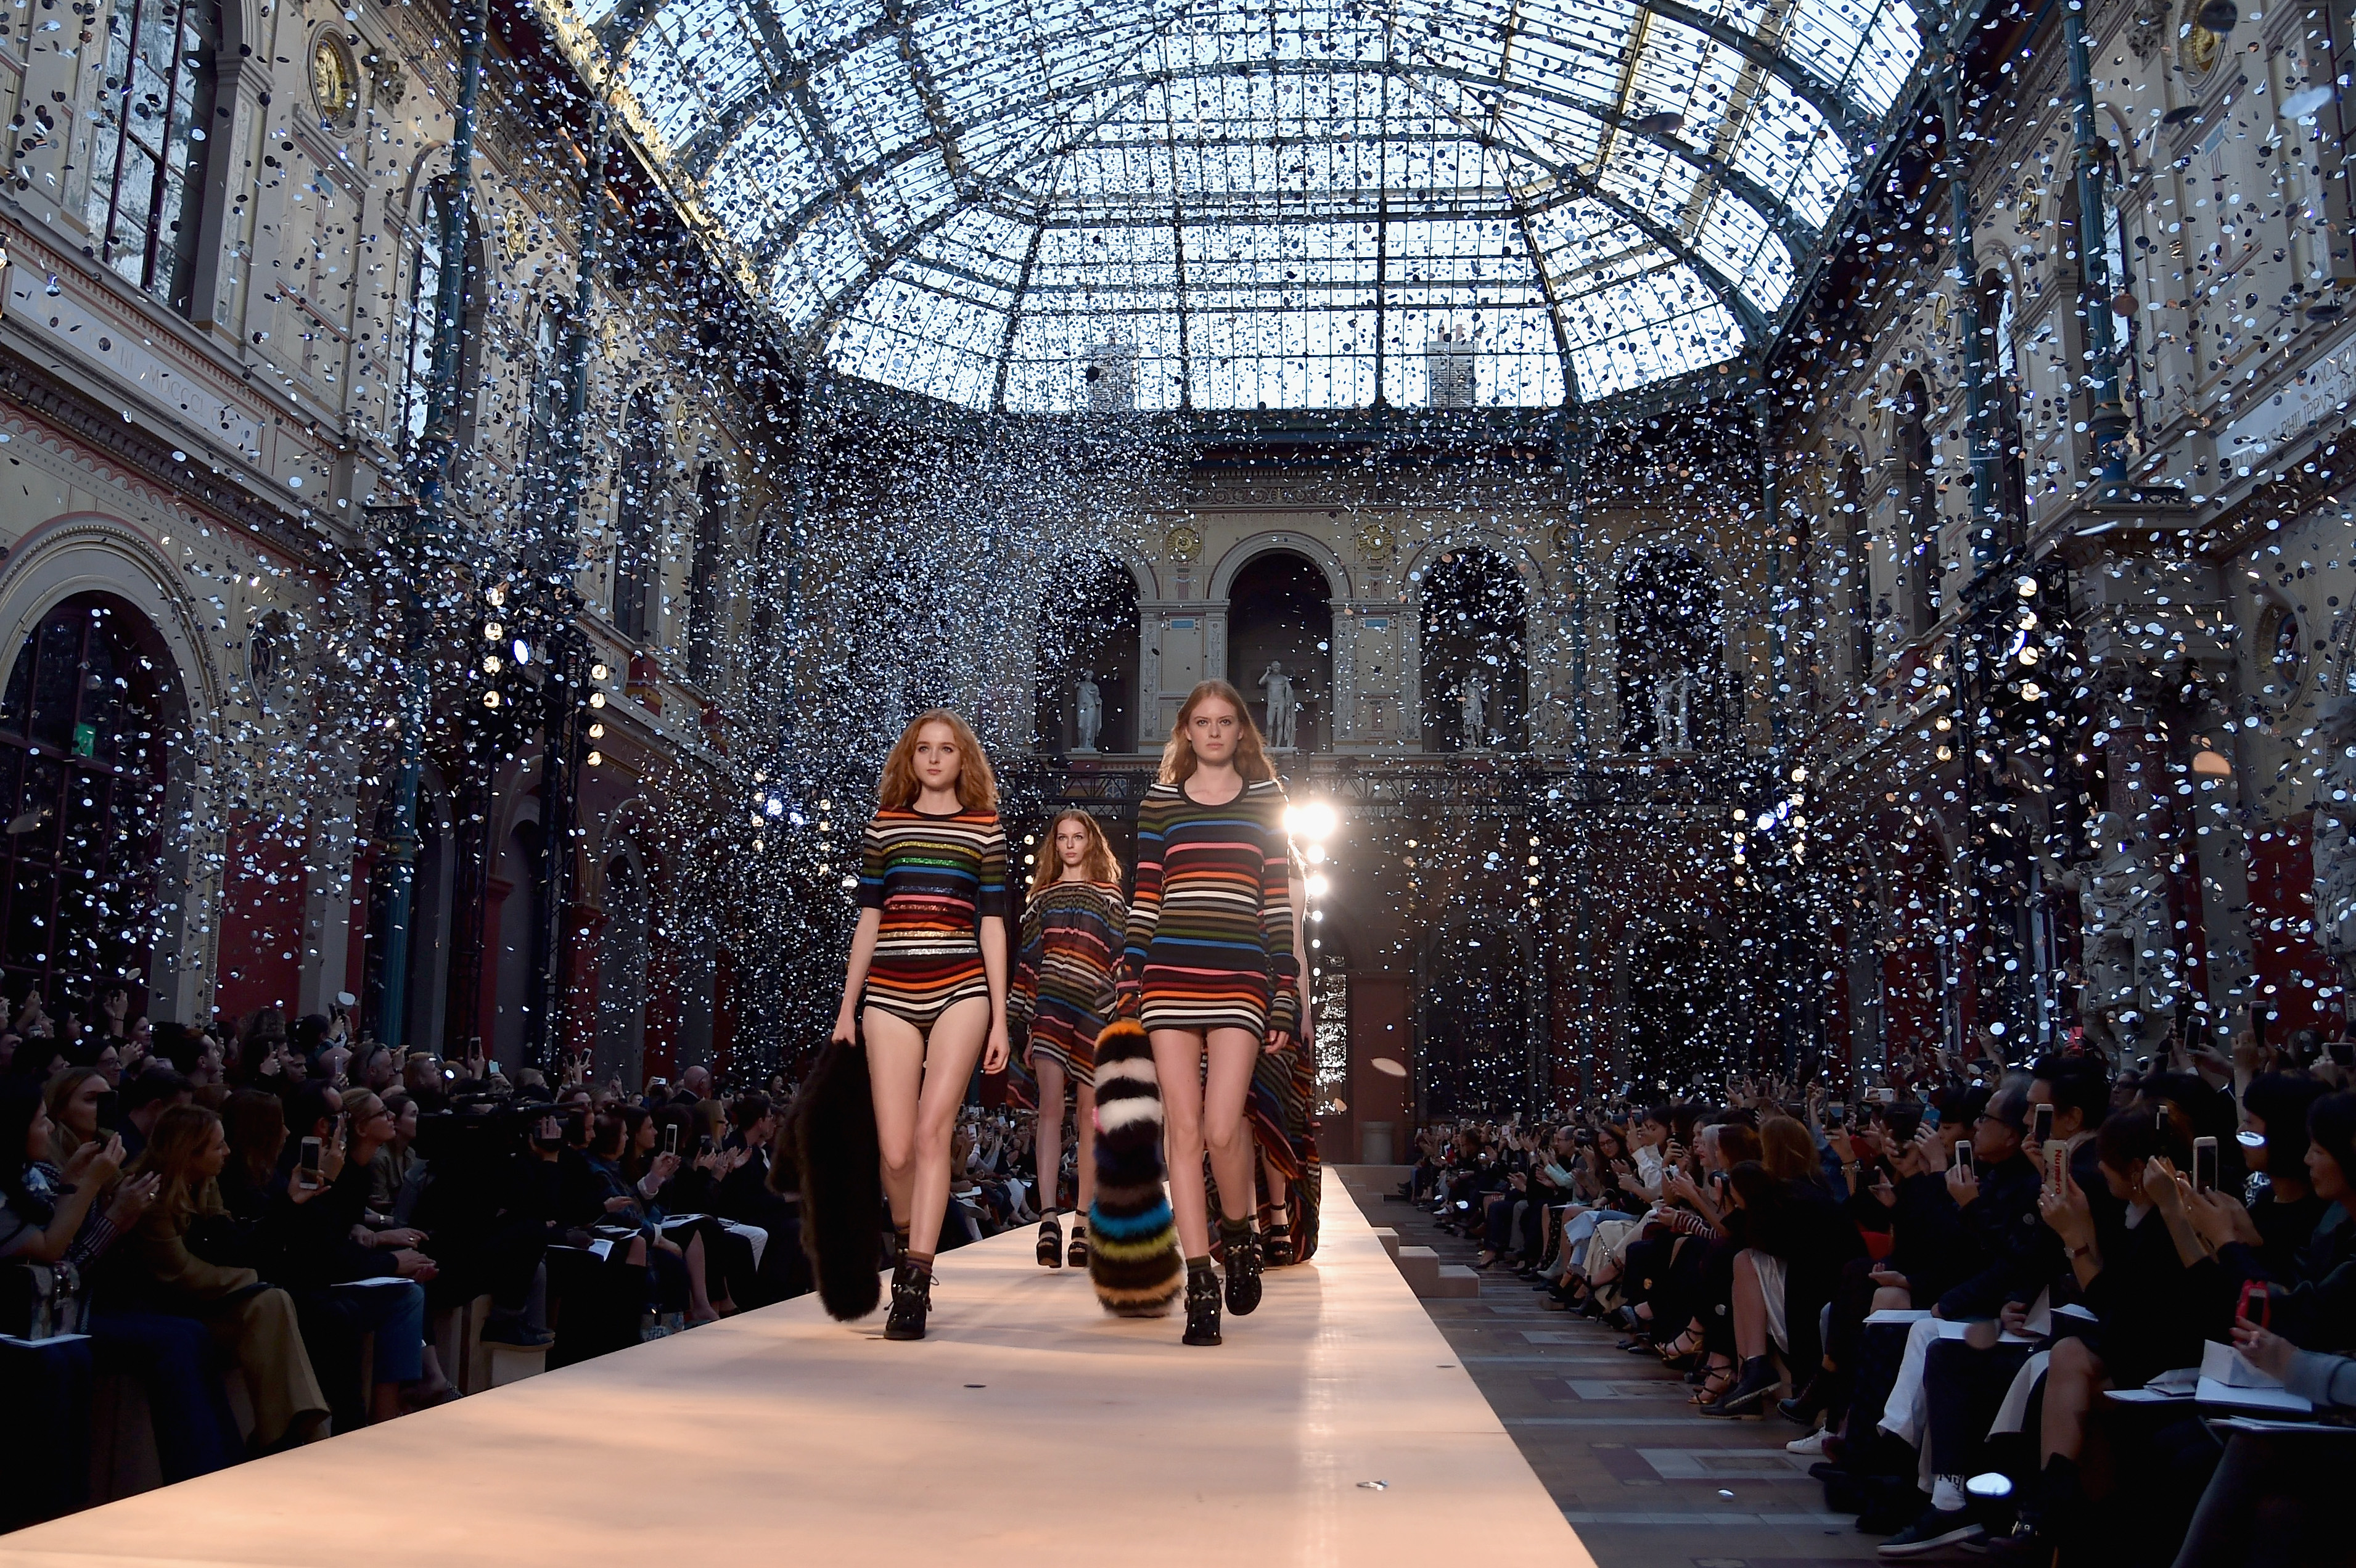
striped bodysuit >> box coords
[1124,776,1300,1038]
[856,807,1009,1028]
[1009,879,1125,1090]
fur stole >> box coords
[790,1038,886,1321]
[1086,1019,1181,1316]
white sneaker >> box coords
[1784,1428,1829,1456]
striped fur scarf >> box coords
[1087,1019,1181,1316]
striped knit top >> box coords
[1123,776,1300,1035]
[855,807,1011,958]
[1009,879,1125,1038]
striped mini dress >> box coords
[1124,777,1300,1038]
[1009,879,1124,1090]
[856,807,1009,1028]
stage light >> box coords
[1306,872,1329,898]
[512,638,532,666]
[1290,799,1338,840]
[1305,842,1327,864]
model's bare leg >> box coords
[1033,1055,1067,1213]
[863,1008,927,1233]
[1201,1028,1260,1225]
[902,995,991,1257]
[1073,1082,1097,1215]
[1151,1029,1210,1256]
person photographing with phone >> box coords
[263,1083,453,1426]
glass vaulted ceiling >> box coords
[544,0,1922,412]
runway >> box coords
[4,1170,1588,1567]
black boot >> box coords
[1183,1263,1223,1346]
[883,1258,931,1340]
[1700,1354,1778,1417]
[1221,1220,1263,1316]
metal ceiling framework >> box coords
[540,0,1922,413]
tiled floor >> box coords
[1334,1168,1884,1568]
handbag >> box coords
[0,1259,88,1340]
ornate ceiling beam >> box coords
[712,55,1816,277]
[1632,0,1868,145]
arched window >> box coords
[522,304,567,518]
[1896,373,1939,636]
[1977,270,2029,554]
[1418,549,1526,750]
[686,463,727,690]
[1617,546,1725,752]
[392,178,485,460]
[612,392,662,643]
[84,0,218,311]
[0,595,179,1009]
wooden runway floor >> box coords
[4,1172,1587,1567]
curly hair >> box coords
[1157,679,1274,786]
[878,708,998,813]
[1027,809,1121,895]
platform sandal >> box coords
[1689,1356,1735,1406]
[1036,1214,1063,1268]
[1066,1220,1089,1269]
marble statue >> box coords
[1260,661,1298,750]
[1461,673,1489,749]
[2053,811,2178,1058]
[1652,667,1693,751]
[1074,669,1102,752]
[2314,696,2356,982]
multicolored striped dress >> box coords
[1123,776,1299,1038]
[1009,879,1124,1091]
[855,807,1009,1028]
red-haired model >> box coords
[832,709,1010,1340]
[1009,809,1125,1268]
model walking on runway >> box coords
[832,709,1011,1340]
[1009,809,1125,1270]
[1123,679,1300,1346]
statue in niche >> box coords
[1460,673,1489,749]
[2312,696,2356,986]
[1652,666,1693,752]
[1074,669,1102,753]
[2048,811,2177,1058]
[1260,661,1298,750]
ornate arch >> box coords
[1205,530,1352,604]
[0,515,226,1020]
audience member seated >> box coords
[105,1104,330,1453]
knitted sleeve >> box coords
[1009,895,1044,1031]
[1260,785,1300,1035]
[855,814,890,910]
[1123,789,1168,987]
[1093,884,1128,1022]
[975,818,1010,921]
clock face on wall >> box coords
[312,33,358,129]
[2179,1,2222,73]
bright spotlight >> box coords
[1306,872,1329,898]
[512,638,532,666]
[1306,842,1327,864]
[1291,799,1338,840]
